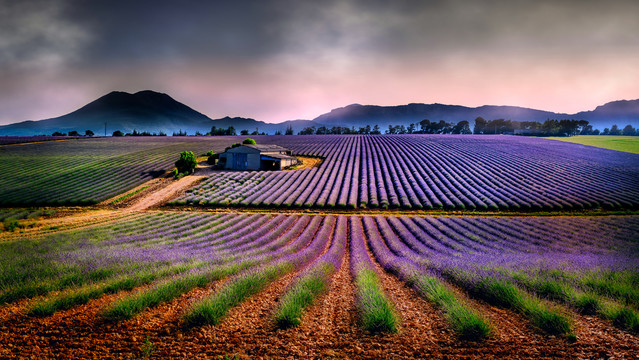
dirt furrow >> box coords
[437,277,639,358]
[167,270,302,359]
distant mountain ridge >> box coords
[0,90,637,136]
[312,103,571,129]
[0,90,214,136]
[573,99,639,126]
[208,116,316,134]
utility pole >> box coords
[105,122,107,137]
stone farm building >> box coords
[219,144,298,171]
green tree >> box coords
[452,121,472,134]
[622,124,636,136]
[609,124,622,135]
[298,126,315,135]
[175,151,197,174]
[285,124,294,135]
[473,117,486,134]
[242,138,256,145]
[112,130,124,137]
[315,126,329,135]
[85,130,95,137]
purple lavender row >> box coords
[273,215,346,327]
[349,215,399,332]
[171,134,639,210]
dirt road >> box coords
[125,162,215,211]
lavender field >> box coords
[176,135,639,211]
[0,136,83,146]
[1,213,637,335]
[0,136,241,205]
[1,135,638,358]
[1,135,637,210]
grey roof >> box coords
[261,153,296,160]
[243,144,290,152]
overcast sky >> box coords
[1,0,638,124]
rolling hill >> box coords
[311,101,639,130]
[0,90,214,136]
[0,90,637,135]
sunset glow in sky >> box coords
[1,0,638,124]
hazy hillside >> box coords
[209,116,317,134]
[312,103,564,128]
[310,100,639,130]
[0,91,214,136]
[1,90,637,136]
[573,99,639,129]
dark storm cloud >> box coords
[64,0,286,65]
[4,0,639,69]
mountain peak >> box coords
[0,90,213,136]
[593,99,639,112]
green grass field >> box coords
[546,136,639,154]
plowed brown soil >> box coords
[2,246,639,359]
[2,172,638,358]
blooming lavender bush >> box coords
[173,135,639,211]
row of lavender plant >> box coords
[100,214,332,321]
[5,211,638,336]
[6,212,279,311]
[173,135,639,210]
[377,215,639,335]
[349,216,398,332]
[8,212,636,310]
[273,215,347,328]
[0,136,85,146]
[361,215,492,339]
[0,136,245,205]
[181,215,335,327]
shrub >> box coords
[224,143,242,152]
[242,138,256,145]
[175,151,197,174]
[3,219,19,232]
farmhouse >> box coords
[219,144,298,170]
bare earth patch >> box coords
[124,161,215,211]
[290,156,323,170]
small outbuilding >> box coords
[218,144,298,171]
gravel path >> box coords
[125,162,215,211]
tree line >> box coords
[297,120,470,135]
[473,117,639,136]
[44,120,639,137]
[51,130,95,137]
[296,118,639,137]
